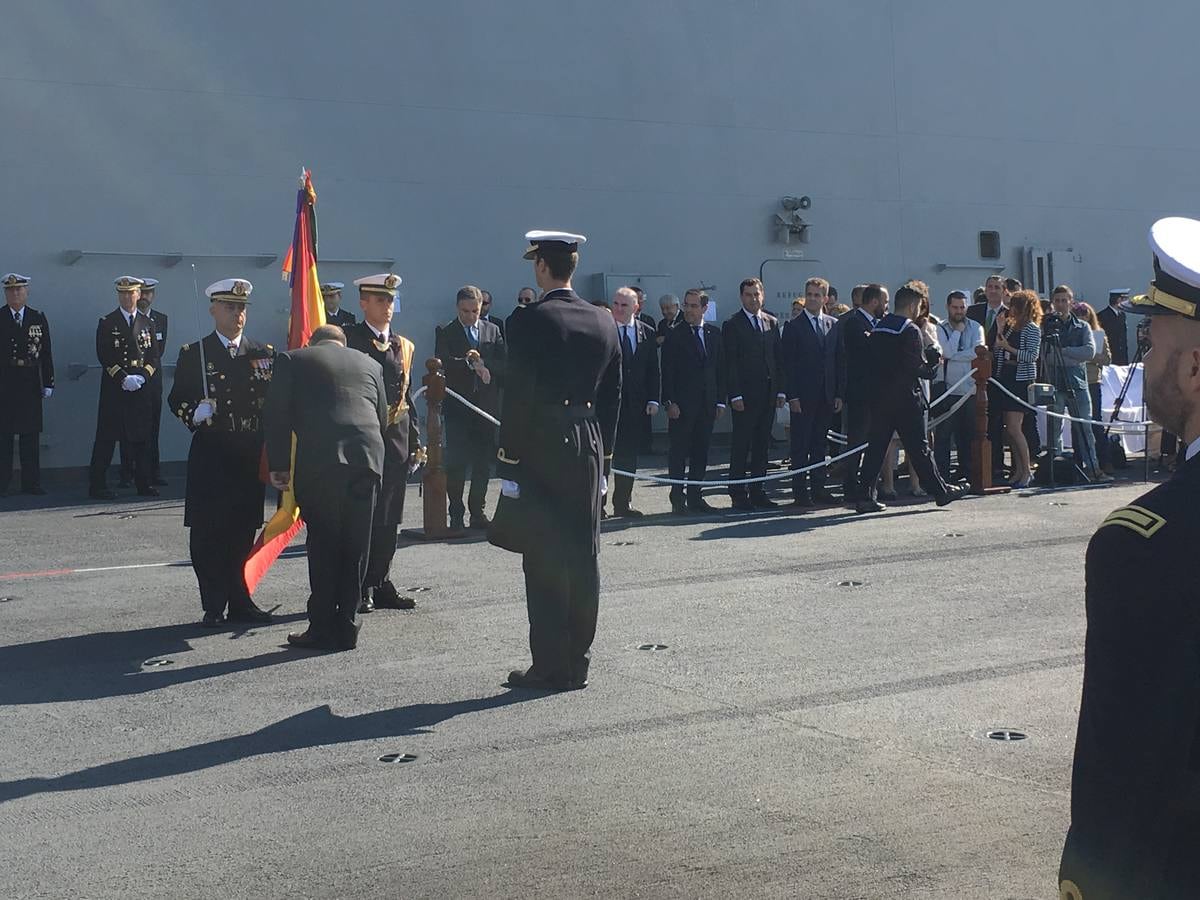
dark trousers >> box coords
[789,401,831,499]
[364,476,406,592]
[301,466,378,647]
[522,545,599,684]
[189,523,255,616]
[90,437,149,491]
[120,386,162,481]
[934,394,975,480]
[986,382,1005,473]
[1089,383,1111,469]
[858,397,948,499]
[667,406,716,504]
[445,415,492,523]
[728,394,773,499]
[0,432,39,491]
[611,405,643,511]
[841,399,873,498]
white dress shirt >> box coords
[1187,436,1200,462]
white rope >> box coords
[612,441,869,486]
[985,377,1156,430]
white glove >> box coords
[121,374,145,391]
[192,400,215,425]
[500,479,521,499]
[600,475,608,497]
[41,388,52,399]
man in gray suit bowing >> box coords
[264,324,387,651]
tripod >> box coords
[1103,343,1147,477]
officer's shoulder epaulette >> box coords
[1099,504,1166,539]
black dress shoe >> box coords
[467,514,489,530]
[287,629,338,651]
[89,488,118,500]
[22,486,47,496]
[152,477,169,487]
[729,497,755,512]
[613,506,644,518]
[200,612,224,628]
[935,485,964,507]
[812,490,838,505]
[750,495,778,509]
[372,580,416,610]
[226,603,272,623]
[117,479,133,489]
[670,501,689,515]
[449,517,465,531]
[789,495,813,508]
[877,490,898,502]
[358,594,375,614]
[855,498,887,513]
[137,487,160,497]
[506,668,585,692]
[688,498,717,514]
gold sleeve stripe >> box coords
[106,365,121,377]
[144,365,156,377]
[1100,504,1166,539]
[497,448,520,464]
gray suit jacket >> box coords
[263,342,387,504]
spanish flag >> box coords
[242,169,326,595]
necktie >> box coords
[467,325,478,348]
[986,308,996,330]
[621,325,634,361]
[812,315,824,347]
[693,325,706,360]
[228,342,238,359]
[752,315,762,334]
[13,310,19,326]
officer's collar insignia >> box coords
[1100,504,1166,539]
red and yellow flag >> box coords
[243,169,326,595]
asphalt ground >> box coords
[0,458,1158,899]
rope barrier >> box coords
[984,377,1157,430]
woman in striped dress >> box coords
[993,289,1043,487]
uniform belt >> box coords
[541,400,597,419]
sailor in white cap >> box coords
[87,276,160,499]
[1060,217,1200,900]
[496,229,622,692]
[320,281,356,329]
[0,273,54,496]
[118,277,168,487]
[1098,286,1133,366]
[344,272,423,612]
[166,277,275,627]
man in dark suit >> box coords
[265,324,386,651]
[967,274,1011,475]
[320,282,357,329]
[435,284,505,529]
[479,289,505,340]
[629,285,658,331]
[607,286,659,517]
[121,277,169,487]
[661,289,725,514]
[346,273,423,611]
[723,277,785,510]
[837,283,887,500]
[1098,288,1132,365]
[88,276,161,499]
[497,230,621,692]
[167,277,274,628]
[0,273,53,496]
[782,277,840,507]
[656,293,683,346]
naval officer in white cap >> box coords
[1061,217,1200,900]
[494,231,621,691]
[321,282,357,329]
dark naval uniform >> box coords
[1059,454,1200,899]
[167,333,274,619]
[344,323,420,606]
[121,307,168,485]
[855,313,952,506]
[497,287,622,688]
[0,305,54,494]
[88,307,161,495]
[326,307,357,330]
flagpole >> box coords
[190,263,209,402]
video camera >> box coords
[923,343,943,367]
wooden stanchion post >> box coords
[402,358,466,541]
[970,346,1010,495]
